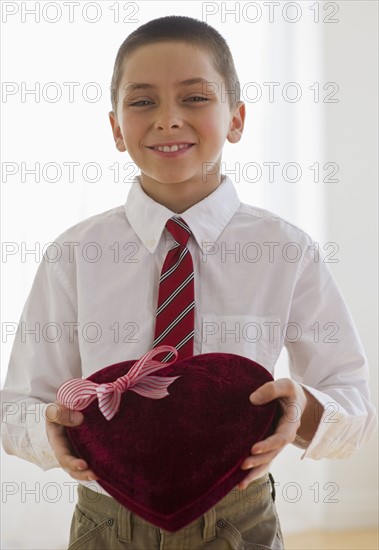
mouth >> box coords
[147,143,195,153]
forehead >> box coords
[119,41,222,90]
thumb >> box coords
[45,402,84,426]
[249,381,276,405]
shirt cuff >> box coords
[26,403,60,470]
[294,383,364,460]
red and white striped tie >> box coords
[153,217,195,362]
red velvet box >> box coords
[58,349,280,532]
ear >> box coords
[226,101,246,144]
[108,111,127,152]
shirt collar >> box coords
[124,174,241,253]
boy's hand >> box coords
[45,402,99,482]
[239,378,312,489]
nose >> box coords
[154,101,183,131]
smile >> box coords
[147,143,195,157]
[149,143,194,152]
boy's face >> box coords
[109,41,245,206]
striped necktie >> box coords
[153,216,195,362]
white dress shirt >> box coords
[1,175,377,490]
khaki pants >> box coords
[68,473,284,550]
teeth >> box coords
[155,144,191,152]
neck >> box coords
[139,173,224,213]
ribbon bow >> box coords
[57,346,180,421]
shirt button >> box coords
[147,239,155,247]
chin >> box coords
[149,173,199,186]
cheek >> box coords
[199,121,225,144]
[122,123,140,150]
[198,112,230,142]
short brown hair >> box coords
[110,15,241,117]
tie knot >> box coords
[166,217,192,247]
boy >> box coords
[1,15,376,550]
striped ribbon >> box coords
[56,346,180,421]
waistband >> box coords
[76,473,272,541]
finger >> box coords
[241,449,279,471]
[251,433,290,455]
[250,378,297,405]
[45,402,84,427]
[46,423,99,481]
[251,415,299,454]
[63,459,99,482]
[238,463,271,489]
[46,422,85,468]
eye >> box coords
[129,100,153,107]
[186,96,209,102]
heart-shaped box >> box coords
[58,347,280,532]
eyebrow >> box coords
[125,78,213,92]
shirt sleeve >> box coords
[1,251,82,470]
[285,245,377,459]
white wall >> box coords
[321,0,378,529]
